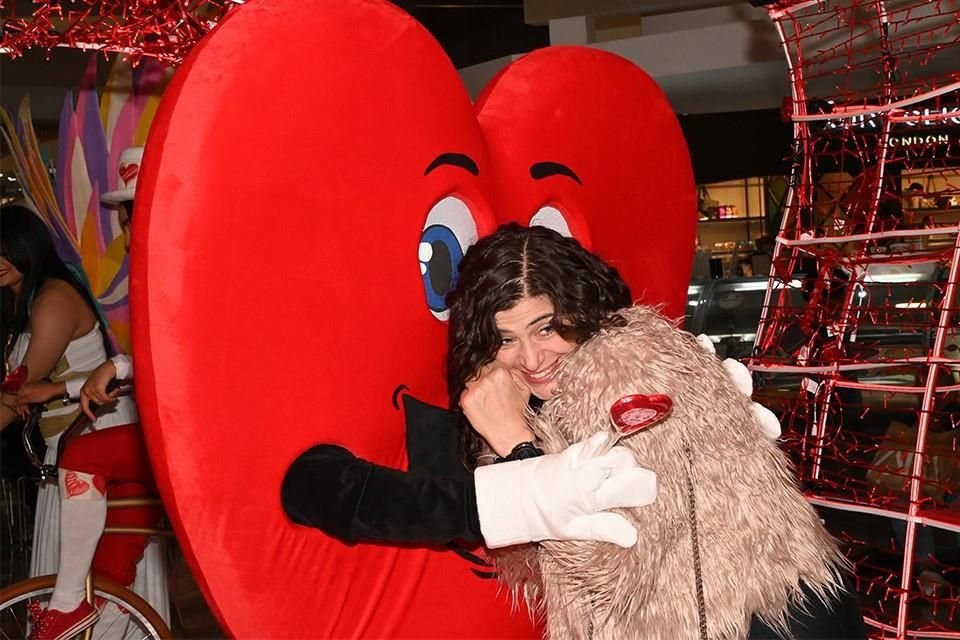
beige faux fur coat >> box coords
[495,306,846,640]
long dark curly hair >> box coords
[445,223,632,466]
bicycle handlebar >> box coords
[21,378,129,480]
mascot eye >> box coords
[529,205,572,237]
[420,196,479,320]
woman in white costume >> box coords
[1,198,167,640]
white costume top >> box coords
[8,325,138,437]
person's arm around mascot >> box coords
[282,405,657,550]
[281,324,780,550]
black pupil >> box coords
[429,240,452,296]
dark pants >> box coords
[748,575,867,640]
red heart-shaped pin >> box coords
[1,365,28,394]
[609,394,673,435]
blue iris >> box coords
[420,224,464,313]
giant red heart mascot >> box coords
[132,0,695,637]
[131,1,525,637]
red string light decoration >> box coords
[0,0,240,64]
[753,1,960,637]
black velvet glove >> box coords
[281,444,483,546]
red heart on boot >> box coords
[64,471,90,498]
[1,365,28,394]
[610,394,673,435]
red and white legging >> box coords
[48,424,162,613]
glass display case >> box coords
[691,267,958,582]
[686,277,803,359]
[684,261,960,420]
[688,261,951,373]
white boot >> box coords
[48,470,108,612]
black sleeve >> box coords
[401,394,471,479]
[281,444,483,546]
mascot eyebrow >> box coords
[530,161,582,185]
[424,152,479,176]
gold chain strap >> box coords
[682,437,708,640]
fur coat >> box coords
[495,306,846,640]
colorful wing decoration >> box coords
[1,55,171,353]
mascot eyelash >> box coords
[492,305,848,640]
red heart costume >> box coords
[132,1,695,638]
[133,0,535,637]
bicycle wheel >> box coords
[0,575,171,640]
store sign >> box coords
[815,105,957,146]
[825,106,960,130]
[887,133,952,147]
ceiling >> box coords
[1,0,792,182]
[398,1,548,68]
[0,0,785,118]
[3,1,956,186]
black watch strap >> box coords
[495,441,544,463]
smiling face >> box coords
[0,254,23,292]
[494,294,577,399]
[446,224,632,412]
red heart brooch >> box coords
[610,393,673,436]
[1,365,28,394]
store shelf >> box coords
[806,496,960,534]
[696,177,773,278]
[698,216,766,224]
[785,242,956,263]
[904,207,960,215]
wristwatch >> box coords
[496,441,544,463]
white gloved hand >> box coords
[750,402,782,439]
[695,333,716,356]
[721,358,753,396]
[696,334,782,439]
[474,432,657,549]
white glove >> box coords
[751,404,782,439]
[474,432,657,549]
[696,334,782,439]
[695,333,717,356]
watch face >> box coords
[510,444,543,460]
